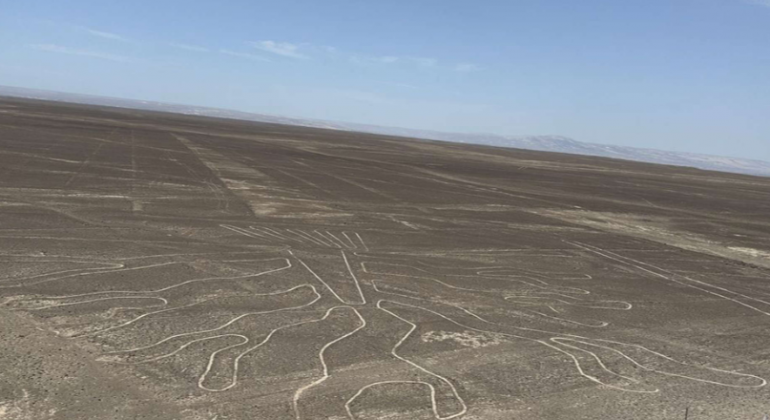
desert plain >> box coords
[1,97,769,419]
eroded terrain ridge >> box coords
[1,98,770,419]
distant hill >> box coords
[2,84,769,177]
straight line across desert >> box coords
[1,97,769,419]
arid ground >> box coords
[1,97,769,420]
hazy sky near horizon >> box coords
[1,0,768,161]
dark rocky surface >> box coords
[3,85,769,177]
[1,97,769,419]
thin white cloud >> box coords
[377,81,421,90]
[77,26,130,42]
[408,57,438,68]
[250,41,308,59]
[219,49,271,62]
[323,88,391,105]
[350,55,400,65]
[245,40,473,72]
[351,55,440,68]
[170,42,209,52]
[30,44,131,62]
[745,0,770,7]
[376,56,399,63]
[350,54,486,73]
[454,63,483,73]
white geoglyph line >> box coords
[32,250,265,262]
[223,224,268,241]
[108,284,320,354]
[224,224,367,251]
[341,232,359,250]
[363,260,592,292]
[372,279,608,329]
[0,262,174,289]
[467,270,593,293]
[317,231,345,248]
[221,224,265,240]
[304,230,337,247]
[288,250,347,304]
[569,241,770,317]
[381,299,656,394]
[271,228,313,245]
[479,269,592,281]
[332,231,357,249]
[110,293,326,390]
[244,228,272,240]
[26,296,168,311]
[114,334,249,365]
[275,169,339,198]
[504,295,633,310]
[281,229,317,246]
[286,229,327,247]
[372,280,439,300]
[64,141,105,187]
[553,338,643,385]
[362,263,504,294]
[527,310,608,328]
[532,291,595,300]
[238,226,271,239]
[198,333,264,392]
[353,232,369,252]
[372,280,503,329]
[550,337,767,389]
[326,231,355,249]
[362,262,588,296]
[314,230,343,248]
[0,261,123,285]
[255,227,294,242]
[292,306,367,420]
[263,227,299,242]
[539,339,651,393]
[21,259,290,304]
[200,299,343,392]
[329,174,401,201]
[351,249,572,256]
[345,381,444,419]
[456,302,764,389]
[72,261,293,338]
[0,235,193,243]
[116,259,290,294]
[372,287,765,392]
[624,254,770,308]
[375,300,468,419]
[245,226,284,241]
[370,259,590,282]
[81,303,197,338]
[341,251,366,305]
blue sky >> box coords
[1,0,768,161]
